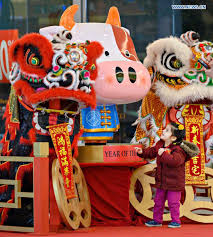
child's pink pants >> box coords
[153,188,181,224]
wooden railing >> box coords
[0,142,49,234]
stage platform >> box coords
[1,224,213,237]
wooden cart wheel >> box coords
[52,158,91,229]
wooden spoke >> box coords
[52,158,91,229]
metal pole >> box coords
[81,0,87,23]
[172,0,175,36]
[26,0,29,33]
[73,0,81,22]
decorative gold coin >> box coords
[52,158,91,229]
[129,164,213,223]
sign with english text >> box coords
[103,144,142,162]
[0,30,18,83]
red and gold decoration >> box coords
[182,105,205,185]
[135,90,167,147]
[48,123,76,199]
[63,42,89,70]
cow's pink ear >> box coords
[60,4,78,30]
[106,6,121,27]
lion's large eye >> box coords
[30,56,40,66]
[171,58,182,69]
[161,51,183,71]
[24,45,42,67]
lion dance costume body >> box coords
[132,31,213,168]
[0,28,103,226]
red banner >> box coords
[0,30,18,83]
[103,145,142,162]
[48,123,76,199]
[182,105,205,184]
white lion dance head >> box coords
[132,31,213,166]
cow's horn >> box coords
[106,6,121,27]
[60,5,78,30]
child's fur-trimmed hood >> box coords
[180,140,200,158]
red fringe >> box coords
[10,33,54,77]
[15,163,33,184]
[86,41,104,81]
[0,100,20,155]
[72,129,84,158]
[1,147,12,156]
[19,128,36,145]
[28,128,36,143]
[13,80,35,100]
[0,162,32,224]
[1,102,19,142]
[20,136,32,145]
[0,185,8,195]
[0,199,13,225]
[13,80,97,109]
[0,161,10,172]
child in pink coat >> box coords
[135,122,199,228]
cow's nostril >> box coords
[128,67,136,83]
[115,67,124,83]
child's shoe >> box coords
[145,220,162,227]
[168,222,181,228]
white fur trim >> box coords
[39,26,66,41]
[130,136,137,144]
[143,36,192,77]
[131,137,150,148]
[155,81,213,107]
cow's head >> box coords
[143,31,213,107]
[40,5,151,105]
[9,32,103,134]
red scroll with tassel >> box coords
[48,123,76,199]
[182,105,205,185]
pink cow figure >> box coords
[40,5,151,141]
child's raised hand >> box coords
[158,148,165,156]
[135,147,143,154]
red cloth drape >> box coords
[81,162,146,226]
[82,166,132,226]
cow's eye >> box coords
[125,50,130,57]
[105,51,110,56]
